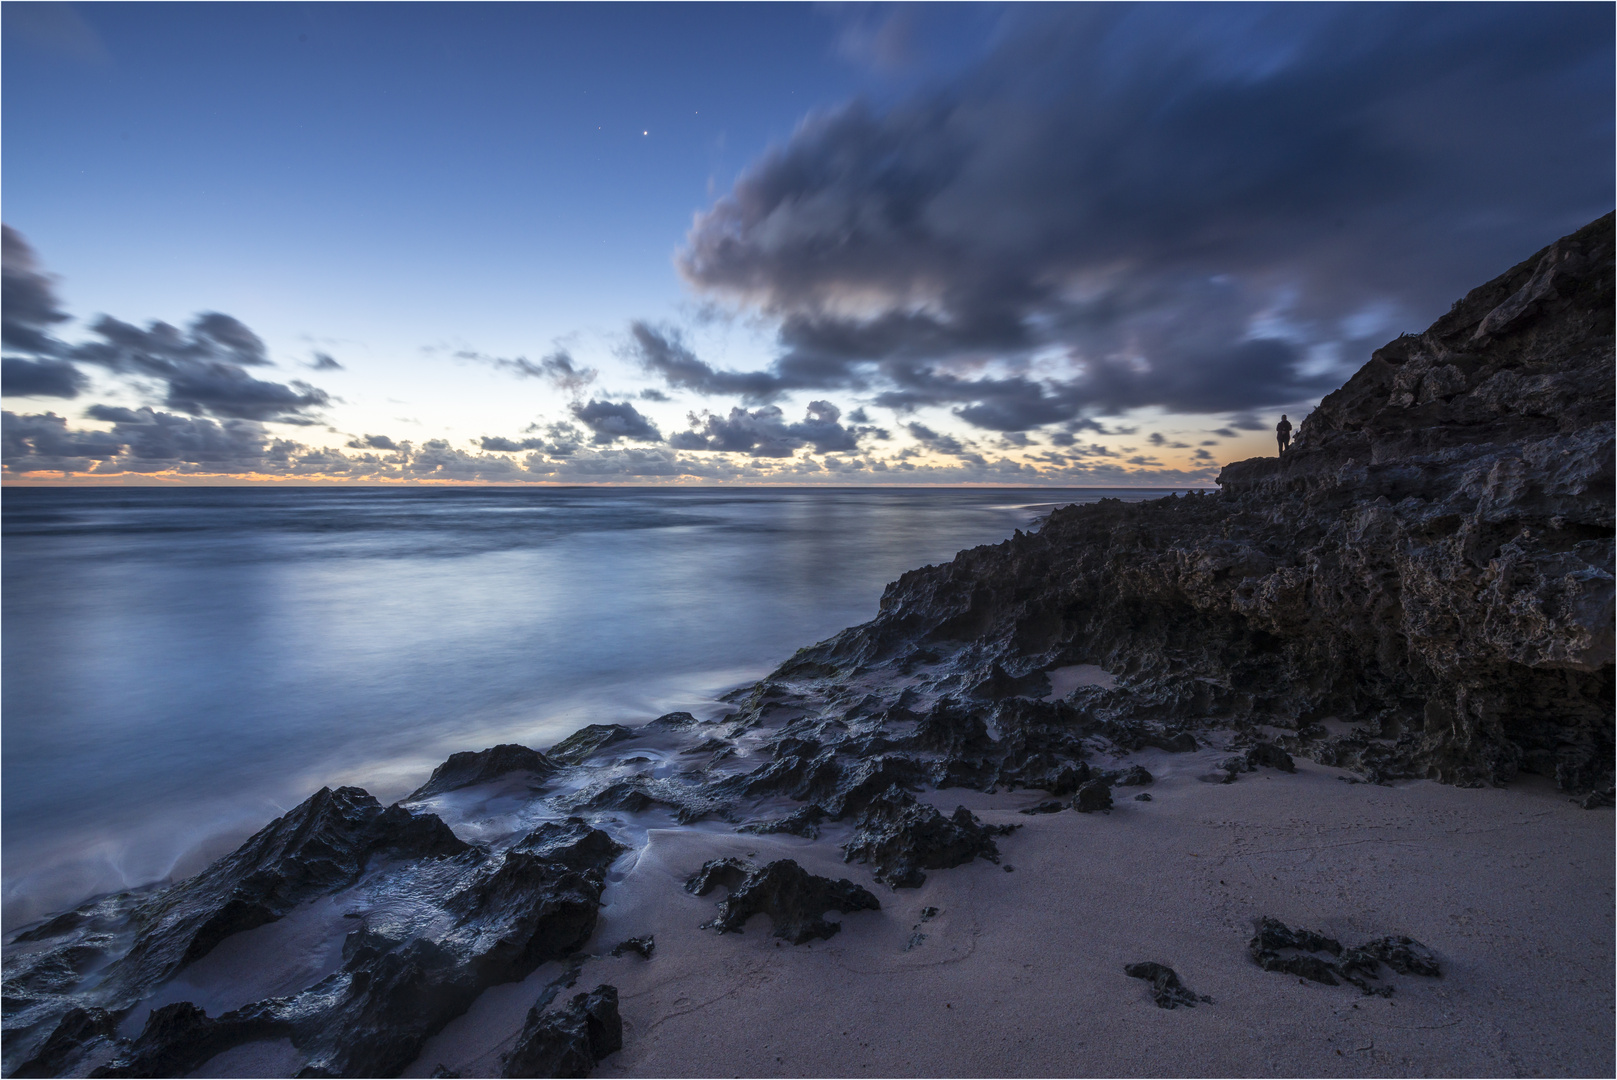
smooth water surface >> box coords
[2,485,1182,924]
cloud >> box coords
[3,407,1220,486]
[2,226,334,424]
[673,400,871,457]
[161,366,330,422]
[479,435,545,452]
[310,351,344,371]
[669,5,1611,427]
[628,322,795,402]
[2,358,87,398]
[2,225,72,355]
[457,347,597,391]
[569,399,662,444]
[4,410,124,468]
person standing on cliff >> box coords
[1276,414,1292,454]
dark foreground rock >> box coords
[408,744,557,801]
[687,858,880,943]
[547,725,637,766]
[1123,962,1212,1009]
[840,786,1015,888]
[499,985,622,1079]
[1,785,470,1039]
[7,803,623,1079]
[11,1007,120,1078]
[1248,917,1442,996]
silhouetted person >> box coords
[1276,414,1292,454]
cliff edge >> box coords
[786,213,1614,796]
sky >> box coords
[2,2,1611,486]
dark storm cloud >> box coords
[905,421,971,458]
[3,410,124,466]
[76,312,271,371]
[671,3,1612,427]
[674,400,869,457]
[569,399,661,444]
[162,366,329,422]
[346,433,399,451]
[628,322,794,402]
[478,435,546,452]
[2,225,71,355]
[1,226,334,424]
[2,358,87,398]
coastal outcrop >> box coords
[752,214,1615,797]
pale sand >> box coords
[387,747,1614,1079]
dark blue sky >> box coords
[3,3,1611,484]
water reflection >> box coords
[2,485,1183,923]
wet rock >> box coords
[719,751,929,820]
[646,711,700,729]
[12,1006,120,1078]
[696,859,880,944]
[1018,801,1066,815]
[559,776,732,825]
[499,984,622,1079]
[511,819,628,875]
[99,787,468,1005]
[1110,765,1155,786]
[88,818,623,1079]
[1123,962,1212,1009]
[407,744,556,801]
[678,737,732,756]
[736,804,826,839]
[1072,779,1113,813]
[608,936,654,960]
[1245,742,1296,773]
[840,786,1014,888]
[1134,792,1153,801]
[547,725,637,766]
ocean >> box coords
[1,485,1182,925]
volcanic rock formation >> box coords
[763,214,1614,796]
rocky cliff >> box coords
[784,213,1614,796]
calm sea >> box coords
[1,485,1183,925]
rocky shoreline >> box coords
[2,216,1611,1078]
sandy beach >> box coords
[334,744,1614,1079]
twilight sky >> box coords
[3,2,1611,485]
